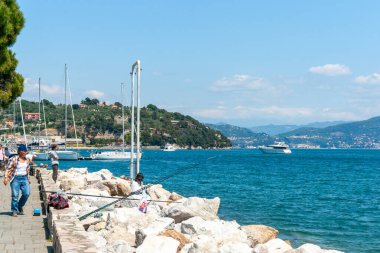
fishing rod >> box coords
[78,156,217,221]
[42,190,181,203]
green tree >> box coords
[0,0,25,108]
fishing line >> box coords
[42,190,181,203]
[78,155,217,221]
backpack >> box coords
[48,192,69,209]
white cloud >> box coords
[210,74,267,91]
[23,78,63,95]
[309,64,351,76]
[354,73,380,84]
[85,90,105,99]
[193,108,227,119]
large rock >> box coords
[135,217,175,246]
[108,207,159,233]
[160,230,190,253]
[219,243,253,253]
[254,239,292,253]
[182,216,249,248]
[105,226,136,246]
[163,197,220,223]
[136,235,180,253]
[66,167,88,175]
[241,225,279,247]
[297,244,321,253]
[79,217,101,230]
[188,234,218,253]
[85,169,114,185]
[169,192,184,201]
[148,184,172,201]
[105,240,134,253]
[86,231,107,249]
[101,178,131,196]
[287,244,344,253]
[85,173,104,185]
[59,176,87,191]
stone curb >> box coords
[36,168,97,253]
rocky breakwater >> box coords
[38,167,344,253]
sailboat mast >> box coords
[121,83,125,153]
[38,77,41,145]
[19,100,27,145]
[64,64,68,150]
[42,99,48,138]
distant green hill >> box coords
[0,99,231,149]
[279,116,380,148]
[206,123,275,148]
[249,121,347,135]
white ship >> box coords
[259,142,292,154]
[163,144,176,152]
[91,151,141,160]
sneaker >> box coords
[12,211,18,217]
[18,208,24,215]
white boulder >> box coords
[219,243,253,253]
[59,176,87,191]
[106,240,134,253]
[136,235,180,253]
[135,217,175,246]
[67,167,88,175]
[264,239,292,253]
[163,197,220,223]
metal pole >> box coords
[121,83,125,153]
[136,60,141,174]
[130,72,135,182]
[64,64,67,150]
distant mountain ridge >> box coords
[205,123,275,148]
[279,116,380,148]
[250,121,348,135]
[207,117,380,148]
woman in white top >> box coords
[3,144,31,217]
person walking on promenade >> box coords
[49,144,59,182]
[3,144,31,217]
[0,144,7,175]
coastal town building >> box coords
[24,112,40,121]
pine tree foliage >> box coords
[0,0,25,108]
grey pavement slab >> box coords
[0,175,53,253]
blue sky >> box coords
[13,0,380,126]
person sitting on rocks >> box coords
[131,173,151,212]
[131,173,149,196]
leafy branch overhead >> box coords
[0,0,25,108]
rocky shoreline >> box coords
[38,167,344,253]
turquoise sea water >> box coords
[58,149,379,253]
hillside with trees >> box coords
[0,98,231,149]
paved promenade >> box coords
[0,175,53,253]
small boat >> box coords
[259,142,292,154]
[91,151,141,160]
[163,144,176,152]
[30,150,49,161]
[56,150,79,160]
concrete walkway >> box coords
[0,175,53,253]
